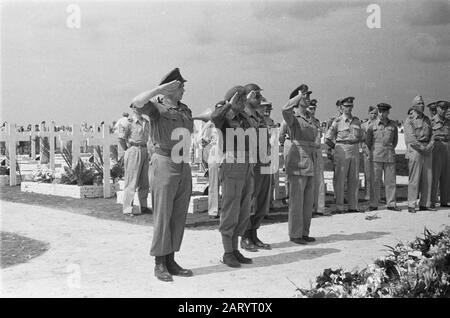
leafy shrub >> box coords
[295,227,450,298]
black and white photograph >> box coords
[1,0,449,302]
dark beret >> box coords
[377,103,391,111]
[244,83,262,94]
[341,96,355,106]
[159,67,187,85]
[289,84,312,99]
[224,85,246,101]
[368,106,376,112]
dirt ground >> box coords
[1,198,449,298]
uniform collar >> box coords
[341,114,354,122]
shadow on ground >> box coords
[192,247,341,276]
[270,231,390,249]
[1,231,50,268]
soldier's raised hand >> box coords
[158,80,181,96]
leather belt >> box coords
[129,142,147,148]
[155,148,184,157]
[336,140,359,145]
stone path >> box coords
[1,200,449,297]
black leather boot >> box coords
[154,256,173,282]
[251,229,271,250]
[166,253,193,277]
[240,230,258,252]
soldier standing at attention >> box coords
[282,85,317,244]
[131,68,194,282]
[118,108,152,215]
[326,100,343,200]
[366,103,402,211]
[361,106,378,203]
[211,86,256,268]
[430,101,450,208]
[307,99,328,216]
[404,95,435,213]
[325,97,364,213]
[241,83,272,252]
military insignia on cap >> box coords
[341,96,355,105]
[377,102,391,111]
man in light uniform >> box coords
[325,97,364,213]
[118,108,151,215]
[361,106,378,204]
[326,100,343,199]
[430,101,450,208]
[404,95,435,213]
[366,103,402,211]
[307,99,328,216]
[132,68,194,282]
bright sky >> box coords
[1,0,449,126]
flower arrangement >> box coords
[32,166,55,183]
[295,227,450,298]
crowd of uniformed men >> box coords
[117,68,450,282]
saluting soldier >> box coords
[325,97,364,213]
[361,106,378,203]
[307,99,328,216]
[366,103,402,211]
[131,68,194,282]
[283,85,317,244]
[430,100,450,208]
[211,86,256,268]
[404,95,435,213]
[118,107,152,215]
[241,83,272,252]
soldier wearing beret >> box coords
[366,103,401,211]
[325,96,364,213]
[430,100,450,208]
[307,99,328,216]
[282,85,317,244]
[240,83,273,252]
[404,95,435,213]
[131,68,194,282]
[361,106,378,203]
[211,85,256,267]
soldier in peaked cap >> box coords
[325,96,364,213]
[211,85,256,268]
[366,103,401,211]
[427,102,437,118]
[307,99,327,216]
[283,86,317,244]
[404,95,435,213]
[361,106,378,205]
[131,68,194,282]
[239,83,273,252]
[430,100,450,208]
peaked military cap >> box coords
[159,67,187,85]
[341,96,355,106]
[377,103,391,111]
[289,84,312,99]
[436,100,449,109]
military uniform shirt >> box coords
[404,113,432,149]
[366,118,398,163]
[325,115,363,144]
[135,97,193,151]
[117,117,150,144]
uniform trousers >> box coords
[431,141,450,205]
[407,148,432,208]
[149,153,192,257]
[208,161,220,217]
[288,174,314,238]
[123,146,149,214]
[372,162,396,207]
[313,148,325,214]
[249,164,272,230]
[219,162,253,253]
[334,144,360,211]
